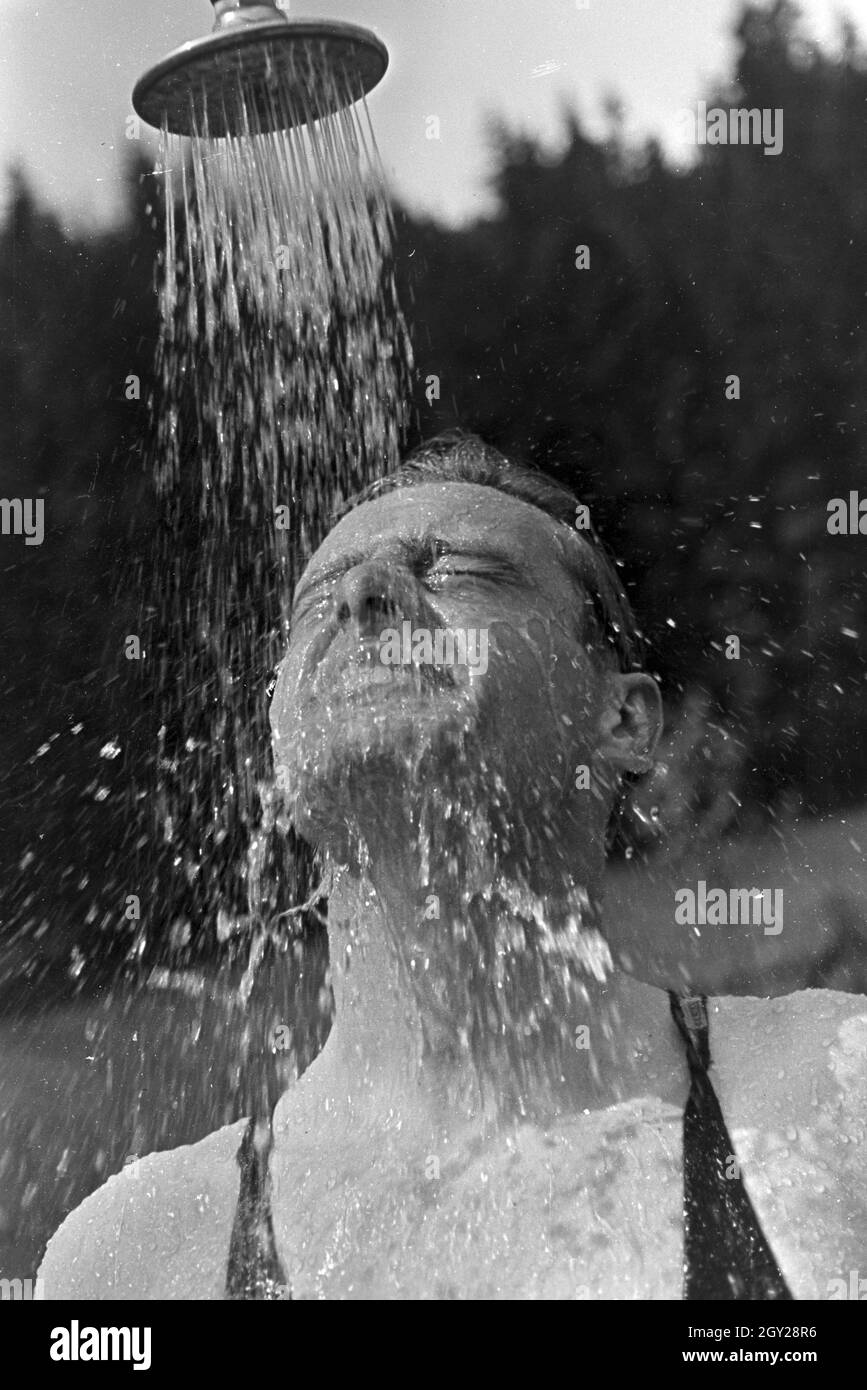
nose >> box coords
[333,560,411,636]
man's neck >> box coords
[273,859,689,1147]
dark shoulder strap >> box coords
[226,1000,796,1301]
[669,993,793,1301]
[225,1117,290,1300]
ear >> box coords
[595,673,663,773]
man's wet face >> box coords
[269,482,607,851]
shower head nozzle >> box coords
[132,2,389,138]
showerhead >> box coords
[132,1,389,138]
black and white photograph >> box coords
[1,0,866,1343]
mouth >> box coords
[287,627,474,727]
[294,644,465,721]
[329,661,456,705]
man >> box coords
[40,433,867,1299]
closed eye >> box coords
[426,556,516,588]
[291,548,523,614]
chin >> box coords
[277,687,480,847]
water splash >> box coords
[131,59,413,1109]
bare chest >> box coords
[270,1098,685,1299]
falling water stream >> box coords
[130,61,413,1123]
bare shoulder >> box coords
[38,1119,247,1301]
[709,989,867,1298]
[710,987,867,1111]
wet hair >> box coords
[334,429,646,674]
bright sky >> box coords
[0,0,862,232]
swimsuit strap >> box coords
[225,999,796,1301]
[669,992,793,1301]
[225,1116,290,1300]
